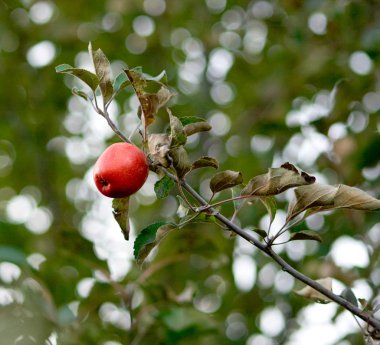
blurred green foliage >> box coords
[0,0,379,344]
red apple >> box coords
[93,143,149,198]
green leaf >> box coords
[259,196,277,227]
[253,228,267,239]
[154,175,175,199]
[72,87,89,101]
[112,197,130,240]
[191,156,219,171]
[169,109,187,146]
[55,64,99,91]
[210,170,243,194]
[179,116,208,127]
[89,43,114,104]
[290,230,322,243]
[113,72,130,93]
[134,222,176,264]
[340,287,358,307]
[0,246,27,265]
[241,162,315,197]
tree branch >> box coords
[164,171,380,332]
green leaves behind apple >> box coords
[112,197,130,240]
[241,162,315,197]
[287,183,380,222]
[134,222,176,265]
[154,175,175,199]
[88,42,113,104]
[210,170,243,195]
[295,277,332,304]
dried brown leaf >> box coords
[210,170,243,194]
[241,163,315,197]
[334,185,380,211]
[148,133,171,167]
[287,183,337,221]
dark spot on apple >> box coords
[100,178,109,186]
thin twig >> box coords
[195,194,254,213]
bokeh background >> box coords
[1,0,380,344]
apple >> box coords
[93,142,149,198]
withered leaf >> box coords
[184,122,211,136]
[191,156,219,171]
[287,183,337,221]
[210,170,243,194]
[290,230,322,243]
[334,185,380,211]
[241,163,315,197]
[112,197,130,240]
[287,183,380,222]
[147,133,171,167]
[169,146,192,178]
[89,43,113,104]
[168,109,187,146]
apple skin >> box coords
[93,143,149,198]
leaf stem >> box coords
[195,194,254,213]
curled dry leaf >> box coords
[169,146,192,178]
[168,109,187,146]
[210,170,243,194]
[334,185,380,211]
[125,69,174,134]
[287,183,380,222]
[295,277,332,303]
[241,162,315,197]
[287,183,337,221]
[112,197,130,240]
[289,230,322,243]
[184,122,211,136]
[89,43,113,104]
[191,156,219,171]
[148,133,171,167]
